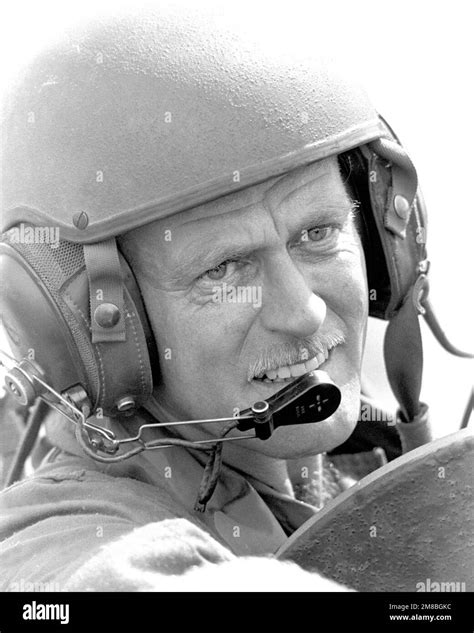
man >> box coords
[0,6,438,590]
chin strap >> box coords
[384,271,473,453]
[383,276,432,452]
[384,289,424,423]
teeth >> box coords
[289,362,307,377]
[316,352,326,366]
[276,366,291,379]
[258,352,328,382]
[305,356,320,372]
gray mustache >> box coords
[248,332,346,380]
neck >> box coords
[146,393,294,496]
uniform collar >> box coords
[43,400,318,556]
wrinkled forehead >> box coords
[121,156,344,249]
[172,156,341,227]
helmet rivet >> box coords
[116,396,136,412]
[73,211,89,230]
[94,303,121,328]
[393,195,410,220]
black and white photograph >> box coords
[0,1,472,631]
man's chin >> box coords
[230,370,360,458]
[234,389,360,459]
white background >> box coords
[0,0,472,437]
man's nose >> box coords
[259,256,326,338]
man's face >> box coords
[120,157,368,458]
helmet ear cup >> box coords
[338,149,391,319]
[0,240,91,402]
[339,122,426,322]
[0,231,157,417]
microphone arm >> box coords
[1,348,341,508]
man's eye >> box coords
[202,260,234,281]
[305,226,334,242]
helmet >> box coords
[0,7,468,431]
[1,9,388,244]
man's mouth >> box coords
[252,349,329,384]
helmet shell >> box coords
[1,8,384,242]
